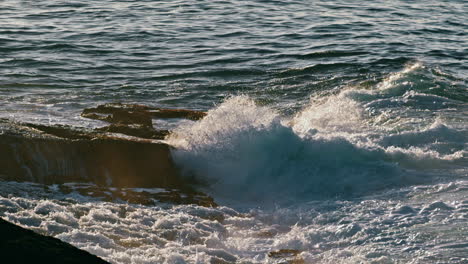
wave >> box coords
[168,63,467,203]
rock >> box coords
[268,249,304,264]
[81,103,206,139]
[63,184,217,207]
[96,124,170,140]
[0,119,181,188]
[82,105,153,127]
[268,249,301,258]
[81,103,206,123]
[15,122,98,140]
[148,108,207,120]
[0,218,109,264]
[0,119,218,207]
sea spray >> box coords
[168,96,401,203]
[167,63,466,204]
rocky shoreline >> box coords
[0,124,179,188]
[0,218,109,264]
[0,103,313,264]
[0,104,219,261]
[81,102,206,140]
[0,103,216,206]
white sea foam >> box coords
[0,180,467,264]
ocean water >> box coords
[0,0,467,263]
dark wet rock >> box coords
[0,119,96,140]
[0,118,218,207]
[82,108,152,127]
[268,249,301,258]
[0,119,180,188]
[1,137,179,188]
[0,218,109,264]
[148,108,207,120]
[25,123,98,140]
[147,190,217,207]
[57,184,217,207]
[82,103,207,121]
[268,249,304,264]
[0,119,218,207]
[81,103,206,139]
[96,124,170,140]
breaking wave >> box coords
[168,63,467,204]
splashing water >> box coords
[168,63,467,205]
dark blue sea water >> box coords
[0,1,467,263]
[0,0,466,121]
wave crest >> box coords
[167,63,466,203]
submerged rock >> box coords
[268,249,301,258]
[0,218,109,264]
[57,183,217,207]
[268,249,304,264]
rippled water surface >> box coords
[0,1,467,263]
[0,0,466,123]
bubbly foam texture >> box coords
[168,63,467,204]
[1,180,467,264]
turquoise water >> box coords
[0,1,467,263]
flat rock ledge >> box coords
[0,103,216,207]
[0,218,109,264]
[0,119,180,189]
